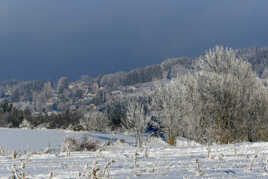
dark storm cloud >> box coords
[2,0,268,80]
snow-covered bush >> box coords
[191,46,268,143]
[79,110,109,132]
[61,135,100,152]
[152,46,268,144]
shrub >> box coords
[61,135,100,152]
[191,46,268,143]
[152,46,268,144]
[79,110,109,132]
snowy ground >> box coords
[1,128,268,178]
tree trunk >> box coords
[136,130,142,148]
[168,128,176,145]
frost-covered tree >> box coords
[150,46,268,144]
[191,46,268,143]
[152,78,190,145]
[123,96,151,147]
[80,110,108,131]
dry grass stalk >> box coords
[143,146,150,159]
[0,145,4,155]
[49,171,54,179]
[218,153,224,168]
[44,144,52,154]
[134,152,139,168]
[12,151,18,160]
[249,154,258,171]
[266,160,268,171]
[195,159,204,176]
[100,160,115,178]
[66,150,71,158]
[11,162,27,179]
[82,159,115,179]
[234,144,238,156]
[86,160,100,179]
[207,144,211,158]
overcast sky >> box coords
[3,0,268,81]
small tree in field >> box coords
[152,78,190,145]
[122,96,151,148]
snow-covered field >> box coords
[1,128,268,178]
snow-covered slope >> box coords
[1,128,268,178]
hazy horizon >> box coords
[3,0,268,81]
